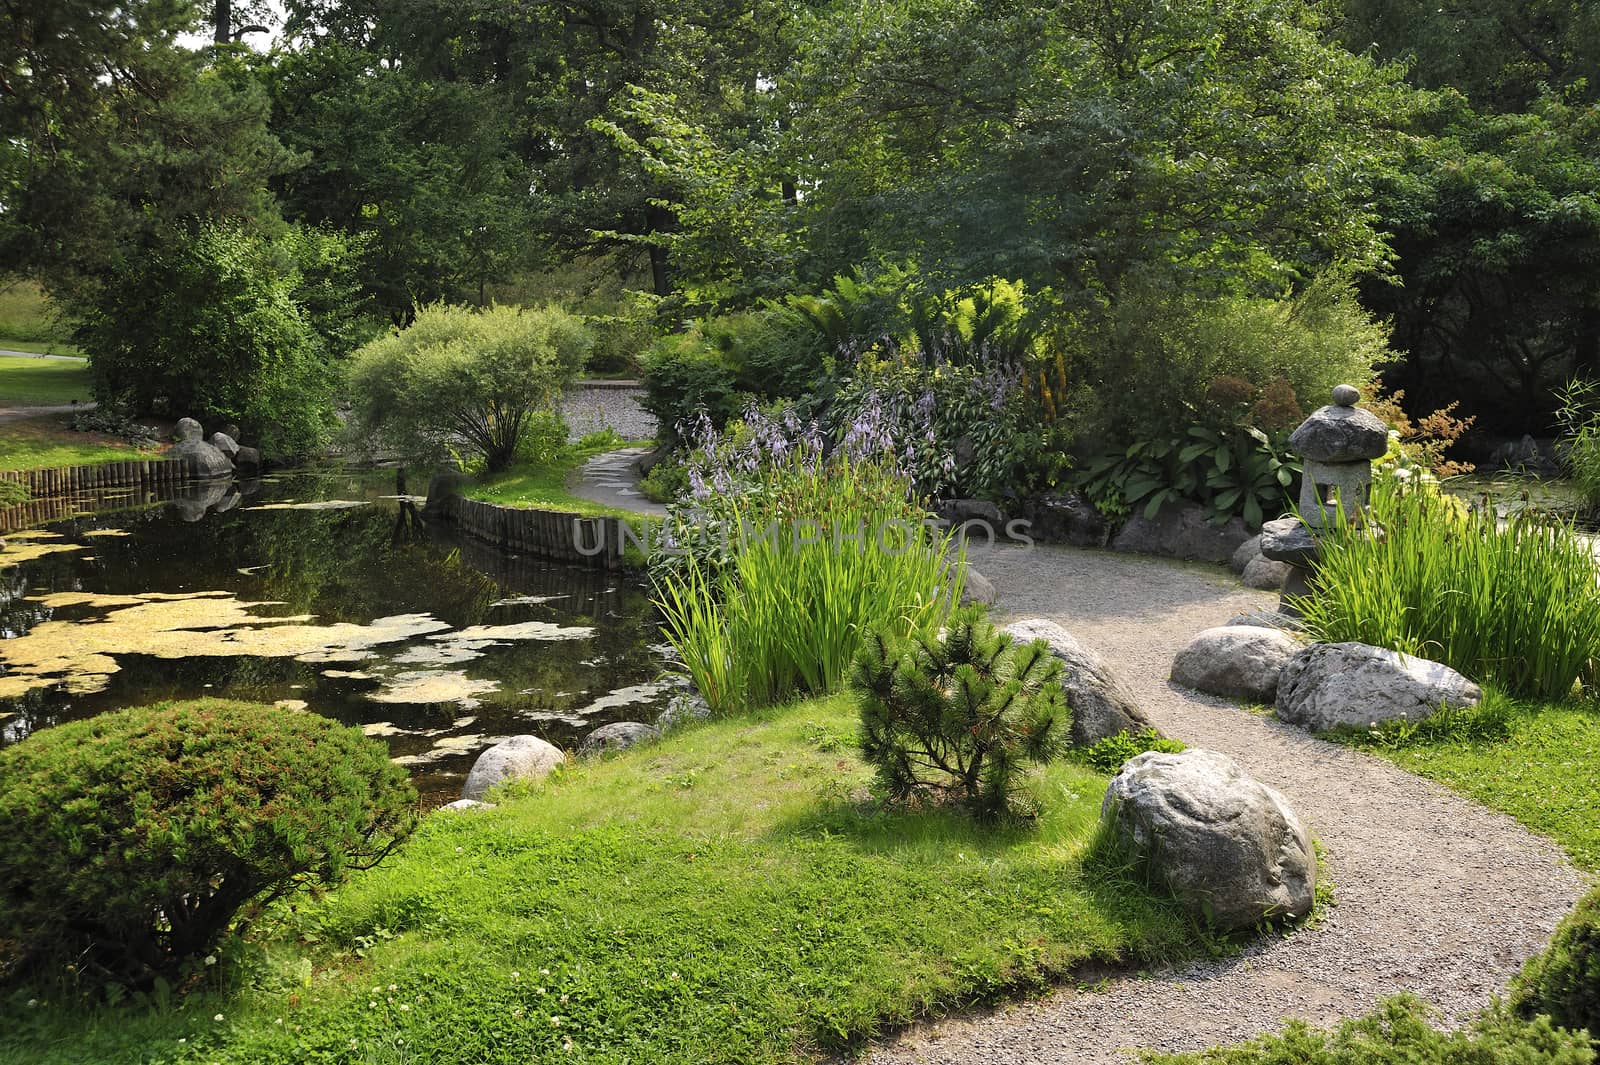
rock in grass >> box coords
[1003,619,1155,746]
[1171,626,1299,703]
[1102,749,1316,932]
[1275,642,1481,732]
[440,798,495,812]
[579,721,660,757]
[655,690,711,732]
[461,735,564,800]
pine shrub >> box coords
[1515,884,1600,1036]
[0,700,416,987]
[851,609,1071,821]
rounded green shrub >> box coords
[1515,885,1600,1035]
[0,700,417,986]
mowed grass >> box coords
[0,282,80,356]
[1338,695,1600,871]
[0,355,92,406]
[0,416,162,472]
[0,695,1203,1065]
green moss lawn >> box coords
[0,416,162,472]
[0,694,1202,1065]
[1339,695,1600,871]
[467,435,654,520]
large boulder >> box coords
[1275,642,1482,732]
[461,735,564,800]
[209,432,241,461]
[1171,626,1299,703]
[1020,492,1107,548]
[170,418,234,479]
[1111,502,1251,564]
[578,721,660,757]
[1102,749,1316,931]
[1003,619,1155,746]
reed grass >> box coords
[1296,485,1600,701]
[656,458,962,715]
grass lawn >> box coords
[0,355,92,406]
[0,695,1205,1065]
[468,436,654,520]
[1338,696,1600,871]
[0,416,163,472]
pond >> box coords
[0,469,674,803]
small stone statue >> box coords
[1286,384,1389,527]
[1261,385,1387,615]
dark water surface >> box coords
[0,470,672,802]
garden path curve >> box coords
[867,543,1590,1065]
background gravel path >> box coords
[867,542,1590,1064]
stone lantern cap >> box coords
[1287,385,1388,464]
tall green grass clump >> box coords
[1297,484,1600,701]
[654,406,961,715]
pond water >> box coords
[0,469,674,803]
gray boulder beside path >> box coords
[1275,641,1482,732]
[1102,748,1317,932]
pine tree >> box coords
[852,608,1071,821]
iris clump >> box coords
[654,405,961,715]
[1297,484,1600,701]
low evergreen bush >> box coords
[1514,884,1600,1037]
[851,609,1072,821]
[0,700,416,987]
[1147,996,1593,1064]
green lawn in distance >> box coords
[0,355,93,406]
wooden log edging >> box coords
[0,458,202,533]
[435,496,628,570]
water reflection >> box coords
[0,470,671,801]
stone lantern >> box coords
[1260,385,1388,615]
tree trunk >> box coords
[213,0,230,43]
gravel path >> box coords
[867,542,1590,1064]
[0,403,91,425]
[571,447,667,517]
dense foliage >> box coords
[0,700,416,986]
[1515,883,1600,1037]
[347,302,590,472]
[76,222,367,455]
[852,609,1072,821]
[1298,486,1600,701]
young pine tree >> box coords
[852,609,1071,821]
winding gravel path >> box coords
[867,542,1590,1064]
